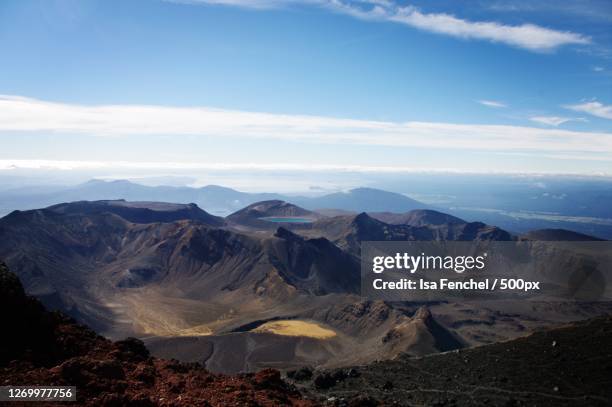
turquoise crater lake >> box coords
[259,217,314,223]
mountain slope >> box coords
[266,228,359,295]
[381,307,464,356]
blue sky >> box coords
[0,0,611,183]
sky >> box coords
[0,0,611,187]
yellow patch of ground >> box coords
[129,310,213,337]
[253,320,336,339]
[119,294,214,337]
[175,325,213,336]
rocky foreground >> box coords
[0,262,313,406]
[292,316,612,406]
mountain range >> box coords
[0,179,427,218]
[4,178,612,239]
[1,197,609,373]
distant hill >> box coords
[293,187,427,213]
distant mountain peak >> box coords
[353,211,371,221]
[351,212,380,228]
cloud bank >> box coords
[1,159,610,176]
[0,159,510,173]
[1,95,611,160]
[172,0,591,52]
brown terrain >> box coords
[0,199,610,375]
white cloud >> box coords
[1,159,609,175]
[565,101,612,120]
[593,66,605,72]
[383,6,589,52]
[0,159,490,173]
[1,95,611,159]
[529,116,586,126]
[173,0,591,52]
[478,100,507,108]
